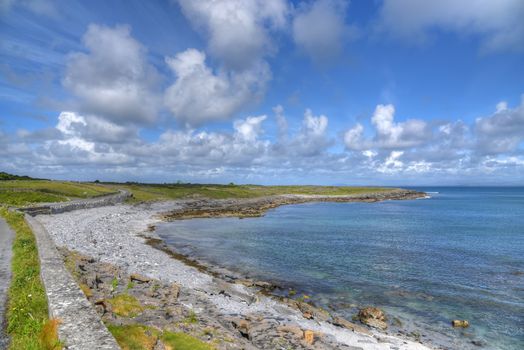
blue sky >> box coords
[1,0,523,185]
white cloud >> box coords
[292,0,355,63]
[64,24,159,124]
[164,49,270,126]
[475,96,524,154]
[177,0,288,70]
[377,0,524,52]
[234,115,267,142]
[289,109,331,157]
[344,104,430,150]
[378,150,404,173]
[344,123,367,150]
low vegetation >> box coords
[107,324,214,350]
[0,177,116,207]
[106,294,144,318]
[0,172,395,205]
[106,182,395,202]
[0,208,60,349]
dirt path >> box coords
[0,218,14,349]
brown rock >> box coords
[130,273,151,283]
[277,325,303,338]
[332,316,372,336]
[170,283,180,300]
[230,318,251,339]
[303,311,313,319]
[303,330,315,345]
[358,307,387,330]
[452,320,469,328]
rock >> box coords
[130,273,151,283]
[277,325,303,338]
[236,279,254,287]
[471,339,485,347]
[170,283,180,300]
[358,307,387,330]
[303,311,313,319]
[332,316,372,336]
[452,320,469,328]
[303,330,315,345]
[254,281,275,290]
[230,318,251,339]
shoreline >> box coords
[36,190,435,349]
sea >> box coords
[155,187,524,349]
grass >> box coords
[0,180,116,207]
[106,324,158,350]
[1,177,396,205]
[106,324,214,350]
[0,190,67,206]
[183,310,198,324]
[0,207,61,349]
[162,331,214,350]
[106,183,396,202]
[106,294,144,317]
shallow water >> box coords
[156,187,524,349]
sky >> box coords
[1,0,524,185]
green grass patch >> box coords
[0,190,67,206]
[162,331,214,350]
[0,180,115,200]
[107,183,396,202]
[106,324,215,350]
[106,294,144,317]
[106,324,159,350]
[0,207,60,349]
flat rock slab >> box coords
[25,215,119,350]
[0,218,14,349]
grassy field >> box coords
[108,183,396,202]
[0,180,116,206]
[0,208,60,349]
[0,176,396,206]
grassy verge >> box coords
[0,207,60,349]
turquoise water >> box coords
[156,187,524,349]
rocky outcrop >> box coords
[358,307,388,330]
[160,189,425,221]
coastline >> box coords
[36,190,435,349]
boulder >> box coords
[358,307,387,330]
[130,273,151,283]
[452,320,469,328]
[303,330,315,345]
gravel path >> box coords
[37,201,432,350]
[0,218,14,349]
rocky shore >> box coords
[159,189,424,220]
[37,191,434,350]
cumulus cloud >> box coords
[177,0,288,70]
[3,101,524,184]
[164,49,270,126]
[64,24,160,124]
[287,108,331,157]
[344,104,430,150]
[377,0,524,52]
[475,96,524,154]
[292,0,356,63]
